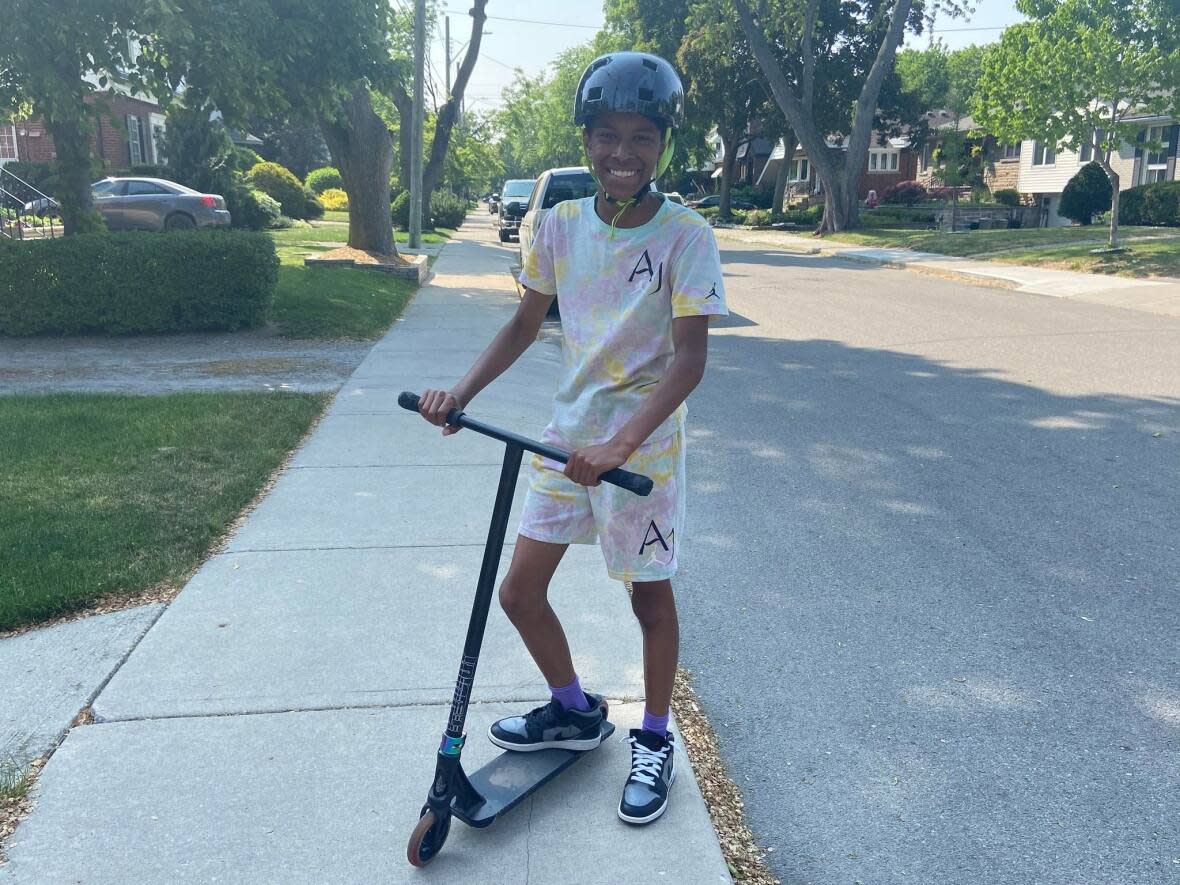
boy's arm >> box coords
[563,315,709,485]
[418,287,555,433]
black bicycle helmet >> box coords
[574,51,685,133]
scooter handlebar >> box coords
[398,391,653,497]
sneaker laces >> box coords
[626,735,670,787]
[522,699,562,732]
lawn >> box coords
[825,225,1179,257]
[0,392,328,632]
[267,221,454,339]
[271,221,454,247]
[998,237,1180,278]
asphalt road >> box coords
[678,243,1180,885]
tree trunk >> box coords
[46,116,102,236]
[733,0,913,235]
[772,131,793,215]
[418,0,488,227]
[390,87,413,194]
[1103,161,1121,249]
[318,85,396,255]
[718,129,739,219]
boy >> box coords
[416,51,727,825]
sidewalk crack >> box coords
[523,796,534,885]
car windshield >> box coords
[542,173,597,209]
[502,180,535,198]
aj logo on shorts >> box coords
[639,520,675,557]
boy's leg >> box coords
[488,533,607,753]
[498,534,577,688]
[630,578,679,730]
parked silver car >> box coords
[23,177,232,231]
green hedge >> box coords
[1119,180,1180,227]
[0,230,277,336]
[305,166,344,194]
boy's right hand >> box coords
[417,389,465,435]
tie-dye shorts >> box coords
[517,427,686,582]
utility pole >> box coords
[444,15,451,99]
[409,0,425,250]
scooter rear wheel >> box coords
[407,806,451,867]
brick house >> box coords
[916,110,1022,194]
[757,132,921,208]
[1,90,166,172]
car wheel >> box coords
[164,213,197,231]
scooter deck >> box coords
[452,720,616,827]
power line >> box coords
[439,8,602,31]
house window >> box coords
[1032,141,1056,165]
[1143,125,1169,182]
[1080,129,1105,163]
[869,150,899,173]
[792,158,809,181]
[1001,143,1022,160]
[127,114,146,166]
[0,125,16,161]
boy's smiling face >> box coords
[583,112,665,202]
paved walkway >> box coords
[714,227,1180,318]
[0,218,731,883]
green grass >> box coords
[1,759,32,801]
[998,237,1180,278]
[270,245,417,339]
[825,225,1178,257]
[0,392,328,633]
[270,222,454,248]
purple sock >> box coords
[641,709,669,738]
[549,676,590,712]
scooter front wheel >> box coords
[407,806,452,867]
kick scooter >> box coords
[397,391,652,867]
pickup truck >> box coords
[494,178,536,242]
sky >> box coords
[427,1,1025,114]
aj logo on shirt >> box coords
[706,282,719,300]
[629,249,664,295]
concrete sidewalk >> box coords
[0,220,731,883]
[715,226,1180,318]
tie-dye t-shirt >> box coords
[519,195,728,448]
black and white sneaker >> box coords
[488,692,606,752]
[618,728,676,824]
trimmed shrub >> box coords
[306,166,344,194]
[319,188,349,211]
[880,180,928,205]
[1119,180,1180,227]
[1060,162,1112,225]
[696,205,719,219]
[302,187,324,220]
[772,206,822,225]
[745,209,771,226]
[228,187,283,230]
[0,230,278,336]
[430,191,467,229]
[993,188,1021,207]
[247,161,311,219]
[128,164,169,180]
[234,147,264,171]
[391,190,415,229]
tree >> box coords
[389,0,488,226]
[151,0,404,254]
[732,0,962,232]
[1060,161,1113,224]
[677,6,773,219]
[932,127,985,229]
[974,0,1180,248]
[0,0,151,234]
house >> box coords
[756,132,921,209]
[1015,113,1178,227]
[916,109,1023,194]
[2,41,168,173]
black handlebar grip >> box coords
[599,466,654,497]
[397,391,462,425]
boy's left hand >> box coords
[565,440,632,487]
